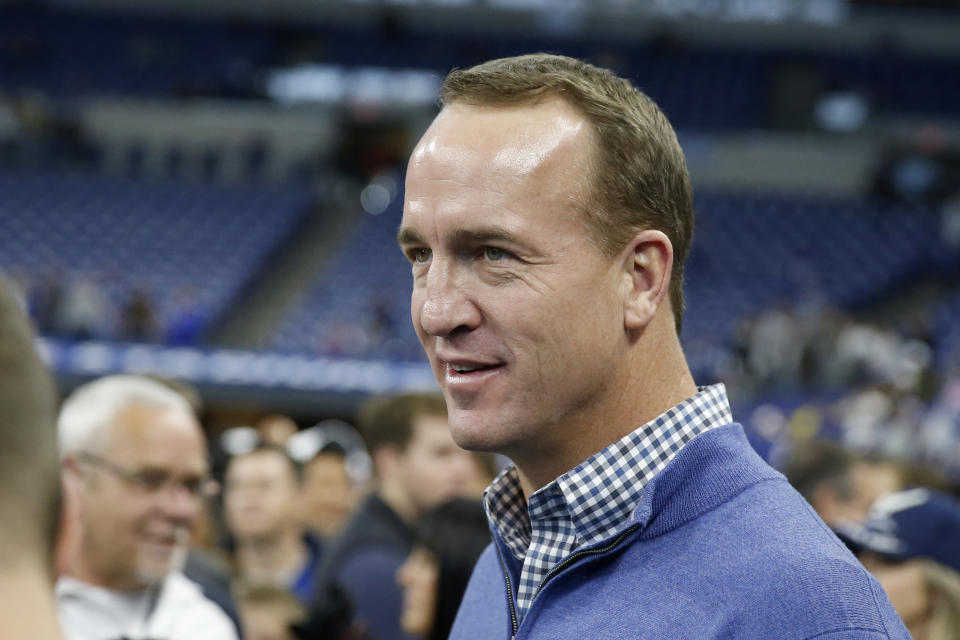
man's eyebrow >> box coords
[397,226,519,246]
[448,227,517,245]
[397,226,424,246]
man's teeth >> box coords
[452,364,487,373]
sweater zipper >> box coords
[494,544,520,639]
[532,523,643,600]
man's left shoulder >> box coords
[694,481,910,638]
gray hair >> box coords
[58,375,194,458]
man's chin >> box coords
[136,548,185,583]
[450,416,508,454]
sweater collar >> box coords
[485,384,733,559]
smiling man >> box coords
[56,375,237,640]
[398,54,910,640]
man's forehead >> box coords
[402,100,595,242]
[227,449,294,480]
[103,403,207,466]
[408,99,592,182]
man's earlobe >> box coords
[623,230,673,331]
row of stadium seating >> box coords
[0,169,312,335]
[3,168,952,370]
[2,6,959,128]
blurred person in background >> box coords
[56,374,238,640]
[300,447,362,539]
[0,276,63,640]
[784,439,904,528]
[312,392,477,640]
[287,420,370,541]
[396,498,490,640]
[223,444,324,604]
[835,488,960,640]
[120,286,160,343]
[236,583,306,640]
[255,414,299,448]
[54,271,110,340]
[237,581,359,640]
[398,53,909,639]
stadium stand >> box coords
[0,0,957,484]
[2,5,960,129]
[0,169,313,341]
[270,190,949,365]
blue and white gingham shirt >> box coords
[484,383,733,621]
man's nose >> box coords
[417,261,481,338]
[156,483,200,523]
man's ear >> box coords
[621,229,673,331]
[55,459,84,579]
[60,455,82,485]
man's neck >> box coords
[515,322,698,497]
[235,528,307,587]
[0,565,63,640]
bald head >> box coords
[58,375,196,458]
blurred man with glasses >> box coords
[56,375,237,640]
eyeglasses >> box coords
[77,452,219,499]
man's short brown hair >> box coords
[0,276,60,571]
[356,392,447,453]
[441,53,694,334]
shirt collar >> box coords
[485,383,733,558]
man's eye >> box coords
[181,478,205,496]
[412,248,431,263]
[132,470,168,492]
[483,247,508,261]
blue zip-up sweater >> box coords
[450,425,910,640]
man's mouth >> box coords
[143,534,175,544]
[141,527,188,548]
[449,362,502,374]
[443,360,506,384]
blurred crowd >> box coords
[2,274,960,640]
[9,269,206,345]
[52,372,497,640]
[700,299,960,485]
[46,376,960,640]
[783,441,960,639]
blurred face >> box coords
[397,413,476,513]
[77,404,208,590]
[860,555,931,634]
[301,453,359,537]
[849,462,902,520]
[400,100,629,469]
[397,547,439,637]
[224,450,300,542]
[816,462,904,528]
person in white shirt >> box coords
[56,374,237,640]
